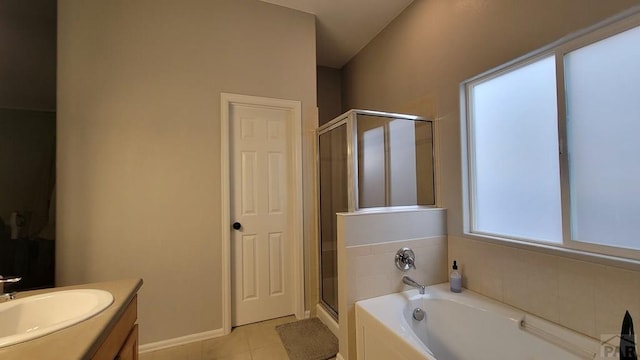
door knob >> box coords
[232,222,242,230]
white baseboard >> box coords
[316,304,339,338]
[139,328,225,353]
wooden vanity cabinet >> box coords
[115,324,138,360]
[92,295,138,360]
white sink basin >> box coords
[0,289,114,347]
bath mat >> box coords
[276,318,338,360]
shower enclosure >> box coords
[317,109,435,319]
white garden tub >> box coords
[355,283,601,360]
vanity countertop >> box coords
[0,278,143,360]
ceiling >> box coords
[260,0,415,69]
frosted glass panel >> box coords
[359,120,386,207]
[388,119,418,205]
[565,25,640,249]
[470,56,562,242]
[357,115,434,208]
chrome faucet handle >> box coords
[0,275,22,283]
[0,276,21,302]
[0,292,17,301]
[395,248,416,271]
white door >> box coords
[230,102,295,326]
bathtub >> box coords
[355,283,601,360]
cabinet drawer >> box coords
[92,296,138,360]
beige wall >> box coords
[343,0,639,232]
[342,0,640,340]
[57,0,316,344]
[316,66,342,125]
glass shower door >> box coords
[316,109,435,321]
[318,124,348,318]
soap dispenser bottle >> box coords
[450,260,462,293]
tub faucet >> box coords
[0,275,21,301]
[402,276,425,294]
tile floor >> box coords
[139,316,337,360]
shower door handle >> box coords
[232,222,242,230]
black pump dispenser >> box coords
[450,260,461,292]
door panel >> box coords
[268,232,284,295]
[231,104,294,326]
[241,152,258,215]
[241,234,258,300]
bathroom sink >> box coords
[0,289,114,347]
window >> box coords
[565,25,640,251]
[468,55,562,243]
[462,11,640,259]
